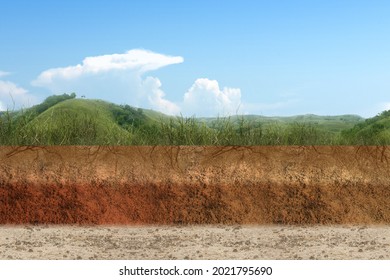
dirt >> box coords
[1,146,389,225]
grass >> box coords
[1,94,389,145]
[340,110,390,145]
[1,99,132,145]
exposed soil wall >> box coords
[1,146,389,225]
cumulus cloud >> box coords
[182,78,242,117]
[0,80,37,111]
[31,49,186,115]
[31,49,244,116]
[32,49,183,87]
[142,77,181,115]
[139,77,243,117]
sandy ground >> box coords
[1,225,389,260]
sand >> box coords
[1,225,389,260]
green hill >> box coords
[341,110,390,144]
[0,95,156,145]
[23,99,134,145]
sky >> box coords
[1,0,390,117]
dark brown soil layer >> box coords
[0,146,389,225]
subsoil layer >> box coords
[1,146,390,225]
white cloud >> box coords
[142,77,181,115]
[31,49,245,117]
[0,80,37,110]
[32,49,183,86]
[182,78,242,117]
[31,49,185,113]
[140,77,243,117]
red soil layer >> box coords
[0,146,389,225]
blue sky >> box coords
[1,0,389,117]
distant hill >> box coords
[3,93,387,145]
[199,114,363,134]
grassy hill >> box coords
[0,95,152,145]
[341,110,390,144]
[22,99,134,145]
[3,93,388,145]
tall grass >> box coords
[1,106,389,145]
[127,115,338,145]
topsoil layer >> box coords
[0,146,389,225]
